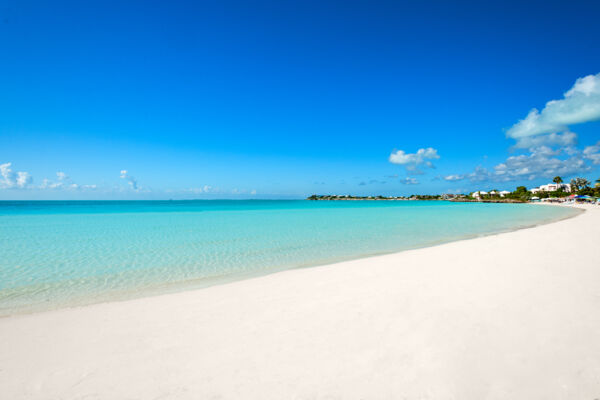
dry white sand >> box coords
[1,204,600,400]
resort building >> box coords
[530,183,571,194]
[472,190,512,198]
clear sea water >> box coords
[0,200,579,316]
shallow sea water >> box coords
[0,200,579,315]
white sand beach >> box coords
[1,204,599,400]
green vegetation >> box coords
[308,176,600,202]
[570,177,591,192]
[306,194,446,201]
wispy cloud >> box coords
[446,149,589,184]
[119,170,139,191]
[358,179,387,186]
[444,174,464,181]
[583,141,600,165]
[185,185,255,195]
[511,131,577,150]
[40,171,96,191]
[495,148,588,181]
[400,177,419,185]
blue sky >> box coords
[1,0,600,199]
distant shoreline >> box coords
[307,196,527,203]
[450,198,526,203]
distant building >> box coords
[472,191,488,198]
[530,183,571,193]
[499,190,511,197]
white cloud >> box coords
[450,151,589,184]
[444,73,600,185]
[37,171,96,191]
[444,174,464,181]
[185,187,204,194]
[40,178,62,189]
[501,73,600,180]
[16,171,32,188]
[506,73,600,145]
[389,147,439,165]
[583,141,600,165]
[466,166,493,183]
[250,189,257,195]
[183,185,218,194]
[493,151,588,181]
[400,177,419,185]
[565,73,600,97]
[389,147,440,173]
[120,170,139,191]
[0,163,33,189]
[40,172,69,189]
[511,131,577,150]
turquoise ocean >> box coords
[0,200,579,316]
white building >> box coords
[530,183,571,193]
[473,190,512,198]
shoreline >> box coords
[0,203,583,318]
[1,204,599,399]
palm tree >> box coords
[578,178,591,189]
[571,177,591,193]
[596,178,600,188]
[570,178,579,192]
[553,176,563,190]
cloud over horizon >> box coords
[120,170,139,191]
[445,73,600,186]
[445,148,590,184]
[389,147,440,174]
[0,163,33,189]
[0,163,101,193]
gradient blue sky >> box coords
[1,0,600,199]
